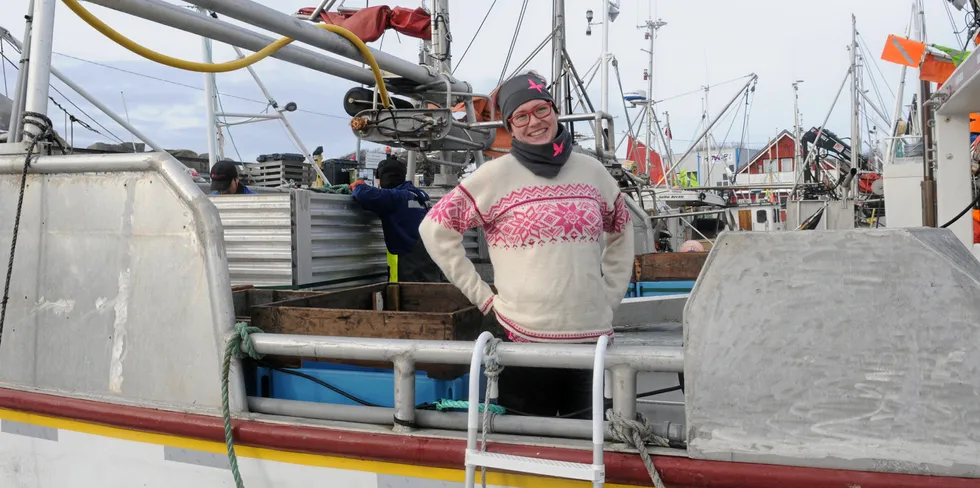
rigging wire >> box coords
[1,51,123,144]
[498,0,530,86]
[654,74,753,104]
[452,0,498,75]
[617,107,647,153]
[945,0,965,47]
[203,38,243,162]
[856,33,895,99]
[51,52,348,121]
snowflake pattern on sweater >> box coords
[428,184,629,250]
[420,153,635,343]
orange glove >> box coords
[350,179,366,191]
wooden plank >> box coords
[386,284,401,312]
[263,308,456,340]
[397,283,472,313]
[633,252,708,282]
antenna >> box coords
[120,90,136,152]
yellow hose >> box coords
[59,0,391,108]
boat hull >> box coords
[0,387,974,488]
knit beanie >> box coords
[494,72,556,130]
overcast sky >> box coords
[0,0,968,162]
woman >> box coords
[419,71,634,417]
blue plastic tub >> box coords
[253,361,480,408]
[625,280,695,298]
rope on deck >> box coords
[606,409,671,488]
[221,322,264,488]
[434,399,506,415]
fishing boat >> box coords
[2,1,980,487]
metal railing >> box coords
[243,333,686,443]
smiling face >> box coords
[509,100,558,145]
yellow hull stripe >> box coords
[0,407,636,487]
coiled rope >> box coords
[606,409,670,488]
[221,322,264,488]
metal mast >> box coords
[638,18,666,181]
[552,0,565,114]
[916,0,937,226]
[849,15,860,188]
[198,7,219,169]
[792,80,803,185]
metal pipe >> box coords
[216,112,279,120]
[600,0,610,121]
[199,6,218,169]
[22,0,57,141]
[466,111,611,130]
[246,334,685,372]
[393,356,416,432]
[4,3,33,142]
[611,366,637,419]
[464,332,493,487]
[245,396,688,443]
[649,208,728,220]
[653,74,757,186]
[178,0,471,93]
[83,0,376,86]
[440,136,484,151]
[304,0,338,22]
[406,150,417,183]
[592,335,609,480]
[885,5,913,166]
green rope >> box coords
[311,184,353,194]
[221,322,264,488]
[434,399,506,415]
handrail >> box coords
[245,333,683,371]
[591,334,610,487]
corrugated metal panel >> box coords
[210,194,293,286]
[294,192,388,289]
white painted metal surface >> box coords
[933,114,973,246]
[0,417,531,488]
[883,157,924,228]
[685,229,980,478]
[0,152,244,412]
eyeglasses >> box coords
[508,104,553,128]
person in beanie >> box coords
[419,71,634,418]
[209,161,256,195]
[350,156,444,283]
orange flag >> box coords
[881,34,926,67]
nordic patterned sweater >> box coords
[419,152,634,343]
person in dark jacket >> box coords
[209,160,256,195]
[351,157,444,282]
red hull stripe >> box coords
[0,387,974,487]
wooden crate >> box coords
[633,252,708,282]
[251,283,495,340]
[232,287,326,321]
[251,283,502,377]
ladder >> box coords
[463,332,609,488]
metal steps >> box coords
[463,332,609,488]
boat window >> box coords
[756,210,768,223]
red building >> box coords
[743,129,797,175]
